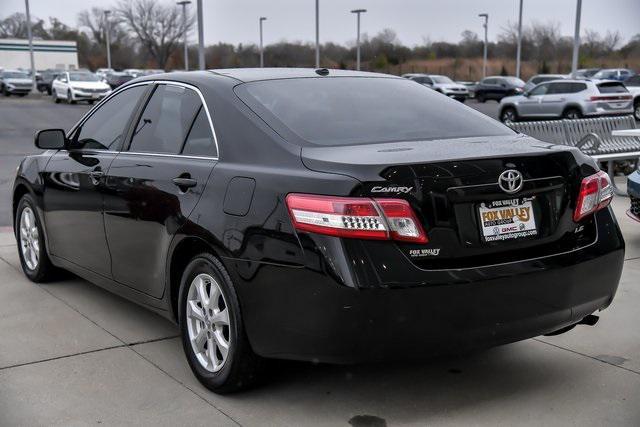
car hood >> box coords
[301,134,576,181]
[69,81,110,90]
[5,78,33,85]
[433,83,467,90]
[500,95,526,104]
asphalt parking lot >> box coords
[1,94,639,426]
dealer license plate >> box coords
[478,198,537,242]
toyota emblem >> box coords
[498,170,523,194]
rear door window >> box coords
[597,82,629,94]
[181,106,217,157]
[128,84,201,154]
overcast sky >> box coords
[3,0,639,47]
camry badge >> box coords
[498,170,523,194]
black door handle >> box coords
[172,176,197,189]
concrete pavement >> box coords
[0,195,639,426]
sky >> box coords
[2,0,639,47]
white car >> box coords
[123,68,144,78]
[623,74,640,121]
[51,71,112,104]
[95,68,114,80]
[402,73,469,102]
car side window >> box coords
[546,83,566,94]
[73,85,147,151]
[128,84,201,154]
[569,82,587,93]
[529,83,549,96]
[181,106,217,157]
[626,75,640,86]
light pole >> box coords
[315,0,320,68]
[515,0,523,79]
[197,0,205,70]
[478,13,489,78]
[177,1,191,71]
[350,9,366,71]
[571,0,582,77]
[104,10,112,70]
[259,17,267,68]
[24,0,35,90]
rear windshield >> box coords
[597,82,628,94]
[432,76,454,84]
[236,77,512,146]
[505,77,525,86]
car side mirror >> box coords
[35,129,67,149]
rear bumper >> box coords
[234,210,624,363]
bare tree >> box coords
[0,12,49,39]
[117,0,194,69]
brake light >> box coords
[573,171,613,222]
[285,193,427,243]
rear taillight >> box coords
[573,171,613,222]
[285,193,427,243]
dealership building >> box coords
[0,38,78,70]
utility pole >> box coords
[571,0,582,77]
[350,9,366,71]
[177,1,191,71]
[515,0,523,78]
[197,0,205,70]
[315,0,320,68]
[478,13,489,78]
[104,10,112,69]
[259,17,267,67]
[24,0,36,90]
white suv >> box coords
[51,71,112,105]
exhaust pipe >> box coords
[578,314,599,326]
[544,314,599,336]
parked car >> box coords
[106,72,135,89]
[95,68,115,80]
[403,74,469,102]
[0,69,33,96]
[499,79,633,122]
[574,68,601,79]
[142,69,165,76]
[51,71,112,104]
[456,80,478,98]
[35,69,63,95]
[592,68,635,81]
[474,76,525,102]
[628,170,640,222]
[623,74,640,120]
[13,69,624,393]
[123,68,144,78]
[523,74,566,92]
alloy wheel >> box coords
[186,273,231,372]
[502,109,516,122]
[634,103,640,121]
[19,207,40,271]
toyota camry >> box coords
[12,68,624,393]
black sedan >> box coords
[13,69,624,393]
[475,76,525,102]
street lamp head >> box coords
[260,17,267,22]
[176,1,191,6]
[478,13,488,18]
[351,9,367,14]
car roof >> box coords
[208,68,396,83]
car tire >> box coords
[563,108,582,120]
[88,100,94,105]
[500,107,518,123]
[15,194,57,283]
[47,87,52,96]
[52,89,60,104]
[3,86,10,97]
[476,93,485,103]
[634,99,640,121]
[67,90,76,104]
[179,253,262,394]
